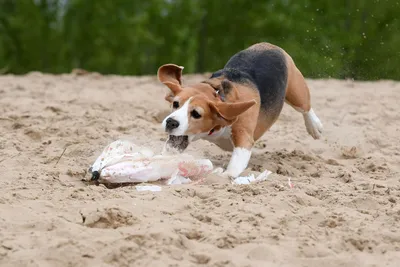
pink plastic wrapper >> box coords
[90,139,213,185]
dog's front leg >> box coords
[222,129,254,178]
[223,147,252,178]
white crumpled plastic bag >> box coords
[212,167,272,185]
[234,170,272,185]
[89,139,213,186]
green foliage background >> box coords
[0,0,399,80]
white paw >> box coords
[303,108,323,139]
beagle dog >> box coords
[158,42,323,178]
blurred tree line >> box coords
[0,0,399,80]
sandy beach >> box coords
[0,72,399,267]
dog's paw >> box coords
[303,108,323,140]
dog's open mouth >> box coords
[166,135,189,152]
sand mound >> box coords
[0,72,399,266]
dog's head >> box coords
[158,64,256,151]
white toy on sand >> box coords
[90,139,213,185]
[89,139,271,188]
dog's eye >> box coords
[191,110,202,119]
[172,101,179,109]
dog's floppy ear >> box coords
[209,99,256,123]
[157,64,184,96]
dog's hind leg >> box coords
[284,56,323,139]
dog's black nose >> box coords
[166,118,179,131]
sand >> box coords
[0,71,399,267]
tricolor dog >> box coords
[158,42,323,178]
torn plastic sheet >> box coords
[233,170,272,185]
[89,139,272,190]
[89,139,213,186]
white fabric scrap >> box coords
[232,170,272,185]
[135,185,162,192]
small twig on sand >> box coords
[54,147,67,167]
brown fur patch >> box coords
[186,96,218,134]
